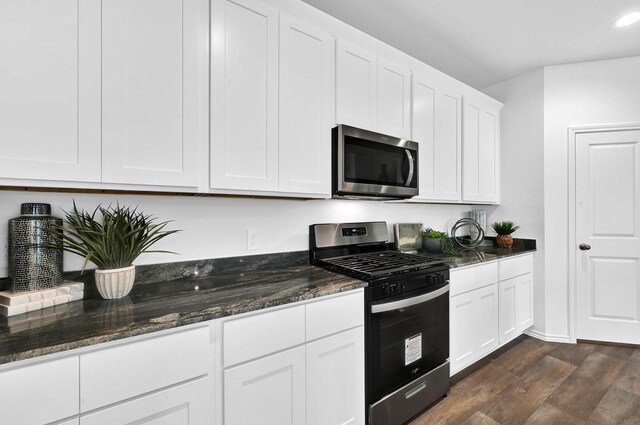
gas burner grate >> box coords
[319,251,445,279]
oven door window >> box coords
[344,136,417,188]
[368,287,449,402]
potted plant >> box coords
[421,229,446,252]
[491,221,520,248]
[53,203,179,299]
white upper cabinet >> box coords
[335,40,377,131]
[101,0,207,188]
[462,92,502,204]
[210,0,279,192]
[412,70,462,201]
[376,56,411,139]
[278,13,333,195]
[0,0,101,183]
[336,40,411,139]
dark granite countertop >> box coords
[426,237,537,269]
[0,258,365,366]
[0,239,535,366]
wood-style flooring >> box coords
[410,337,640,425]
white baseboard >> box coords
[526,329,574,344]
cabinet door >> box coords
[335,40,377,131]
[462,95,501,203]
[474,283,499,359]
[516,273,534,333]
[450,291,474,374]
[224,346,305,425]
[0,356,79,425]
[101,0,206,187]
[499,277,518,345]
[80,377,212,425]
[278,13,333,195]
[377,57,411,139]
[211,0,279,191]
[412,72,461,201]
[307,327,364,425]
[0,0,101,182]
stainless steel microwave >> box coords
[332,125,419,200]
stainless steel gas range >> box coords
[309,221,451,425]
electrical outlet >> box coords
[247,228,259,251]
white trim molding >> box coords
[525,329,573,344]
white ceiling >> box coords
[300,0,640,89]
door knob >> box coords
[579,243,591,251]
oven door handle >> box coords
[371,284,449,314]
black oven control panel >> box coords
[370,267,450,302]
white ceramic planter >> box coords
[95,265,135,299]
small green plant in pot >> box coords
[421,229,446,253]
[492,221,520,248]
[53,203,179,299]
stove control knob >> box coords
[382,285,390,296]
[438,274,446,284]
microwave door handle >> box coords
[371,284,449,314]
[405,150,415,187]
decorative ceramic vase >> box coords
[423,237,442,253]
[496,235,513,248]
[95,265,135,299]
[8,203,63,292]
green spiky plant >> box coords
[51,202,180,272]
[491,221,519,248]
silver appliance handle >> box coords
[405,382,427,399]
[405,150,415,187]
[371,284,449,314]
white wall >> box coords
[0,190,495,277]
[544,55,640,340]
[484,68,545,334]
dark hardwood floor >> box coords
[410,337,640,424]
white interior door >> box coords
[576,128,640,344]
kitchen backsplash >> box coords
[0,190,497,277]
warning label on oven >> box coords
[405,333,422,365]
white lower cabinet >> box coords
[80,377,211,425]
[499,277,518,345]
[224,346,306,425]
[306,328,364,425]
[0,356,80,425]
[222,289,365,425]
[498,255,534,345]
[450,282,499,375]
[451,254,535,375]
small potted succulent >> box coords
[52,203,179,299]
[491,221,520,248]
[421,229,446,253]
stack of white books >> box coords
[0,281,84,317]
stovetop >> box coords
[317,251,446,280]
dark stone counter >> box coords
[0,254,365,366]
[0,239,535,366]
[431,237,537,268]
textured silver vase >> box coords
[8,203,63,292]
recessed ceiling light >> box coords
[614,11,640,28]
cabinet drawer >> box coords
[80,326,210,412]
[450,262,498,296]
[499,255,533,281]
[306,291,364,341]
[80,376,212,425]
[0,356,79,425]
[224,305,305,367]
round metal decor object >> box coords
[8,203,63,292]
[451,218,485,248]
